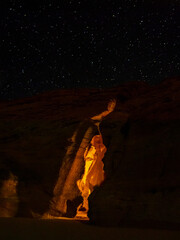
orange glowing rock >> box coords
[0,173,18,217]
[76,134,107,218]
[45,99,116,219]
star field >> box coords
[0,0,179,100]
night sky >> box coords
[0,0,179,100]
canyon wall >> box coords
[0,78,179,226]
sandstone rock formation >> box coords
[89,78,180,226]
[0,78,179,227]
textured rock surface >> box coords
[0,78,179,227]
[89,78,180,226]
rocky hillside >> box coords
[0,78,179,227]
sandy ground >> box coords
[0,217,179,240]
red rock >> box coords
[0,78,179,228]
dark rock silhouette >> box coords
[0,78,179,227]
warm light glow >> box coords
[44,99,116,219]
[0,173,18,217]
[75,135,106,219]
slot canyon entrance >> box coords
[46,99,116,220]
[75,134,106,219]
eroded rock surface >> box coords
[0,78,179,227]
[89,78,180,226]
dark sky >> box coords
[0,0,179,100]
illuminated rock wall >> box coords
[48,119,98,217]
[0,173,18,217]
[0,78,179,226]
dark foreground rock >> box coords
[0,78,180,227]
[0,217,179,240]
